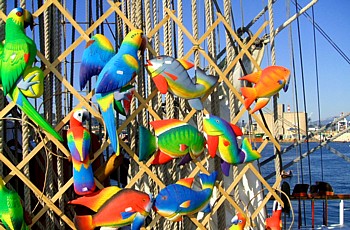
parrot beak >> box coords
[139,35,147,53]
[23,9,34,30]
[82,110,89,122]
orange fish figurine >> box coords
[265,200,282,230]
[239,66,290,114]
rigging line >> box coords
[289,0,304,186]
[69,0,77,112]
[239,0,244,28]
[295,0,312,187]
[100,0,104,34]
[311,5,323,181]
[292,0,350,65]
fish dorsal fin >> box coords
[150,119,187,136]
[69,186,122,212]
[176,177,194,188]
[177,59,194,70]
[230,124,243,136]
[239,70,262,84]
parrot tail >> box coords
[10,88,63,141]
[138,126,156,161]
[96,92,120,155]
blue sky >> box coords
[238,0,350,121]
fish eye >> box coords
[161,196,168,200]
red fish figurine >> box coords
[69,186,153,230]
[239,66,290,114]
[265,200,282,230]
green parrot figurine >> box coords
[0,7,62,141]
[0,177,29,230]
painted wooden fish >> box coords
[69,186,153,230]
[0,177,28,230]
[145,55,218,110]
[229,212,246,230]
[138,119,206,165]
[153,171,217,222]
[239,66,290,114]
[265,200,282,230]
[203,114,261,176]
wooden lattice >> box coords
[0,1,283,229]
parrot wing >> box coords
[79,35,115,90]
[1,39,30,95]
[95,52,139,94]
[67,128,91,161]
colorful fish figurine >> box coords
[145,55,218,110]
[0,7,63,141]
[0,176,29,230]
[203,114,261,176]
[69,186,153,230]
[265,200,282,230]
[79,30,146,154]
[229,212,246,230]
[138,119,206,165]
[153,171,217,222]
[67,108,96,195]
[239,66,290,114]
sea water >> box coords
[259,141,350,229]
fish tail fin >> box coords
[10,88,63,141]
[138,126,156,161]
[241,138,261,163]
[74,215,95,230]
[199,171,218,190]
[96,93,119,155]
[196,68,218,90]
[240,87,257,110]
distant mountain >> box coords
[309,116,339,127]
